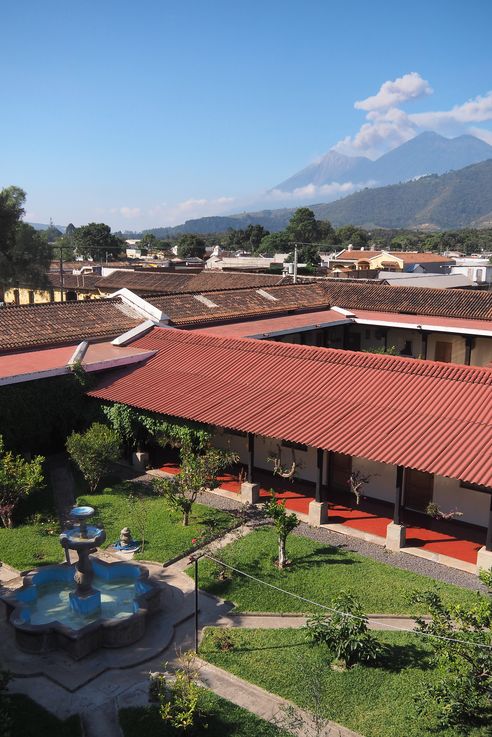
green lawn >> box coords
[8,694,81,737]
[190,527,481,614]
[201,628,488,737]
[0,482,234,571]
[78,482,234,564]
[119,689,289,737]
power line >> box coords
[203,553,492,651]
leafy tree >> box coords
[154,443,237,525]
[263,492,300,568]
[66,422,121,493]
[72,222,124,259]
[411,589,492,731]
[286,208,321,244]
[176,234,206,259]
[0,436,45,528]
[153,651,201,733]
[305,591,382,668]
[334,225,369,248]
[285,243,320,267]
[0,187,51,290]
[255,230,290,255]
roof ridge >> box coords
[1,297,123,311]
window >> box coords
[434,341,452,363]
[282,440,307,452]
[400,340,413,357]
[28,290,34,304]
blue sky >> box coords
[2,0,492,229]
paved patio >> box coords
[159,462,486,567]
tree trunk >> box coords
[183,510,190,526]
[278,535,287,569]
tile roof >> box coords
[0,299,143,352]
[96,269,289,295]
[148,283,330,326]
[89,327,492,487]
[321,281,492,321]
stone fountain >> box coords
[1,505,161,659]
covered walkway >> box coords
[159,461,486,567]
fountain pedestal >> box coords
[60,506,106,618]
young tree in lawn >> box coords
[263,492,300,569]
[411,589,492,731]
[154,443,237,526]
[151,651,201,733]
[66,423,121,493]
[305,591,382,669]
[0,436,45,529]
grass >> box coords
[78,481,234,563]
[119,688,289,737]
[190,527,481,614]
[0,480,234,571]
[200,628,488,737]
[7,694,81,737]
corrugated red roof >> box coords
[89,328,492,487]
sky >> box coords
[1,0,492,230]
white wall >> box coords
[212,429,249,464]
[352,458,396,503]
[471,337,492,367]
[433,475,490,527]
[427,332,466,364]
[254,435,318,483]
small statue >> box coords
[119,527,134,548]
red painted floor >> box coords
[159,462,485,565]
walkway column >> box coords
[476,493,492,573]
[386,465,406,551]
[421,332,428,360]
[241,433,260,504]
[309,448,329,526]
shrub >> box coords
[305,591,382,668]
[0,435,44,528]
[66,423,120,493]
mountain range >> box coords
[274,132,492,192]
[146,159,492,235]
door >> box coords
[404,468,434,512]
[330,452,352,493]
[434,341,452,363]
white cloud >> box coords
[146,195,236,226]
[469,126,492,145]
[333,75,492,159]
[267,180,373,203]
[120,206,141,219]
[355,72,433,112]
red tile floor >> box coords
[159,462,485,565]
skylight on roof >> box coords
[194,294,218,308]
[256,289,278,301]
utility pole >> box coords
[58,246,64,302]
[293,244,298,284]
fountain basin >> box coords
[1,558,161,659]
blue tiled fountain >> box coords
[1,506,160,659]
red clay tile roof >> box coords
[321,281,492,321]
[96,269,289,295]
[145,280,492,326]
[148,283,331,326]
[89,327,492,487]
[0,299,143,352]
